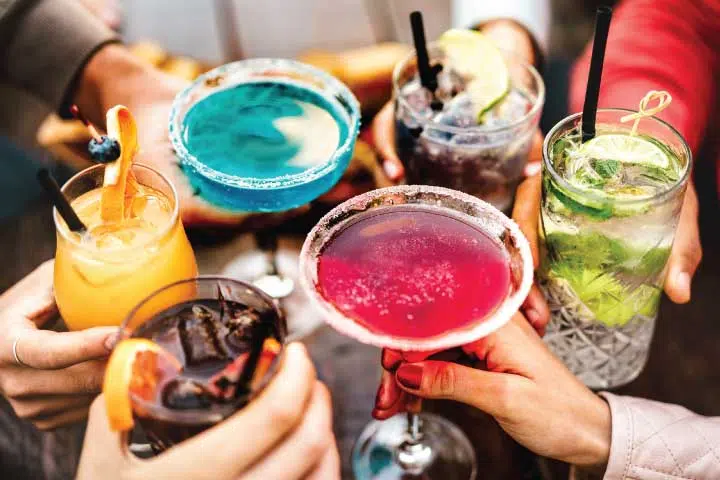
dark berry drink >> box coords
[129,293,284,452]
[393,41,543,213]
[317,205,511,340]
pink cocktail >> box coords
[317,206,512,340]
[300,186,533,479]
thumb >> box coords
[511,174,541,268]
[664,184,701,304]
[76,396,129,480]
[9,327,116,370]
[395,360,513,417]
[372,102,405,182]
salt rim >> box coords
[168,58,361,190]
[298,185,534,351]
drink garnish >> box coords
[70,105,121,163]
[620,90,672,136]
[101,106,140,222]
[103,338,181,431]
[437,29,510,123]
[207,338,281,399]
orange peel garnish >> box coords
[101,105,140,222]
[250,338,282,389]
[103,338,181,432]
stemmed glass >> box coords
[299,185,534,479]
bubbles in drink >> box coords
[317,206,511,339]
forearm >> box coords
[0,0,117,113]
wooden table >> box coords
[1,158,718,479]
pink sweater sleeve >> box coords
[569,0,720,155]
[601,393,720,479]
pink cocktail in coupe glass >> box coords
[300,185,533,480]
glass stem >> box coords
[396,410,433,473]
[407,412,422,443]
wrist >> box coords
[570,393,612,467]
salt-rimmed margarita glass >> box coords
[300,185,533,479]
[169,58,361,212]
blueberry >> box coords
[88,136,121,163]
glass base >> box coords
[352,413,477,480]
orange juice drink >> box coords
[54,163,197,330]
[54,105,197,330]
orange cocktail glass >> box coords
[54,163,198,330]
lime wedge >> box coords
[578,134,670,169]
[437,29,510,122]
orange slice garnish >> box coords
[250,338,282,389]
[103,338,181,431]
[101,105,140,222]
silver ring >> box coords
[12,336,28,368]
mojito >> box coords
[540,109,691,389]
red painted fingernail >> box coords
[396,364,423,390]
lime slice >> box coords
[578,134,670,169]
[437,29,510,122]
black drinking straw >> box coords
[410,11,438,92]
[235,319,272,398]
[37,169,87,232]
[581,6,613,142]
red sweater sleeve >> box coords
[569,0,720,155]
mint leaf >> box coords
[591,158,619,179]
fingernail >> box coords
[383,160,401,180]
[396,364,423,390]
[524,162,542,177]
[675,271,691,296]
[525,308,540,326]
[104,333,118,352]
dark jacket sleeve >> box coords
[0,0,118,111]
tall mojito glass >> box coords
[540,109,691,389]
[393,30,544,212]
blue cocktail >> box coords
[169,59,360,212]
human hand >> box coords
[512,170,702,304]
[0,261,115,430]
[77,343,339,480]
[378,314,611,467]
[75,44,310,228]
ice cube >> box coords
[161,378,212,410]
[225,305,261,353]
[178,305,229,365]
[435,67,465,102]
